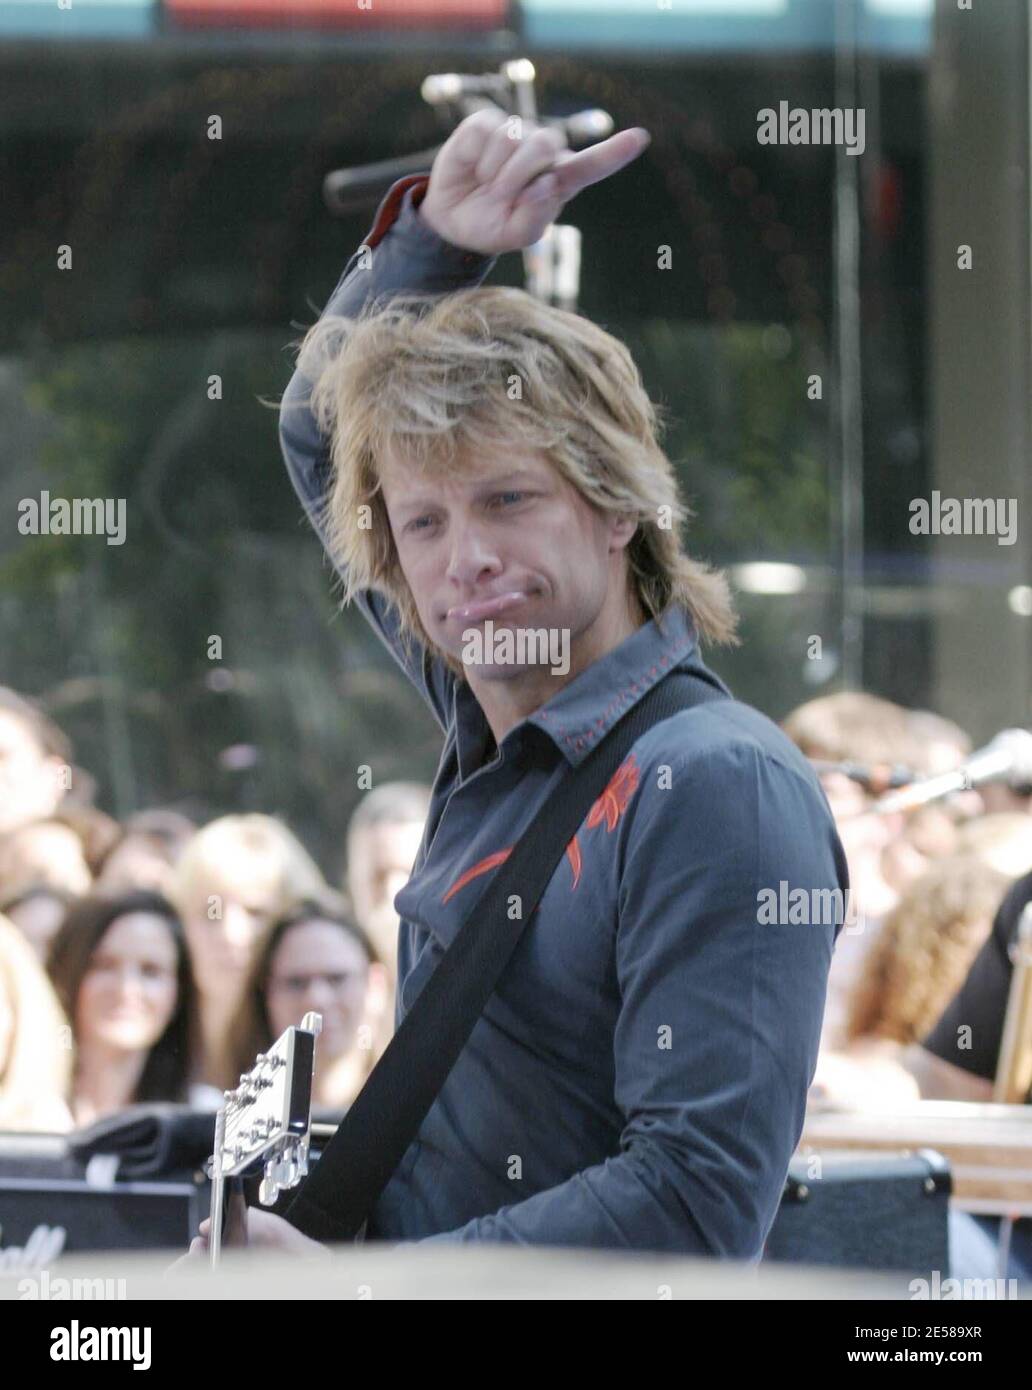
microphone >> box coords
[324,61,615,216]
[872,728,1032,814]
[420,73,510,105]
[421,58,538,108]
[420,68,614,147]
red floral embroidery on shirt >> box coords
[441,846,513,904]
[565,835,583,890]
[441,754,641,903]
[587,754,640,832]
[564,752,641,888]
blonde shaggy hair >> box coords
[287,286,738,674]
[844,855,1010,1047]
[170,814,327,923]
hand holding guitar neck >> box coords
[201,1011,326,1267]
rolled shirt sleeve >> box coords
[417,738,846,1255]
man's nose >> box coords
[446,517,502,587]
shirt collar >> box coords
[453,605,716,772]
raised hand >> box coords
[418,104,651,256]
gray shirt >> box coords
[279,177,849,1255]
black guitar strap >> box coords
[284,664,730,1242]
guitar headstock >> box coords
[212,1010,322,1207]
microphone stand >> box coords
[868,730,1032,817]
[320,58,600,311]
[992,902,1032,1278]
[994,903,1032,1105]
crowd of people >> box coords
[0,683,430,1131]
[1,678,1031,1270]
[786,692,1032,1112]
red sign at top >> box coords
[164,0,508,28]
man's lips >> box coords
[446,590,531,623]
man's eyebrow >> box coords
[389,469,546,514]
[471,469,544,492]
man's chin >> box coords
[461,660,532,683]
[463,659,574,684]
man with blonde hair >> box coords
[191,106,847,1260]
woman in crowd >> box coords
[47,889,206,1124]
[0,912,73,1131]
[844,854,1009,1047]
[168,814,328,1086]
[811,854,1010,1109]
[222,897,377,1109]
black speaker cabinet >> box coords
[0,1131,205,1260]
[765,1148,951,1273]
[0,1174,203,1258]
